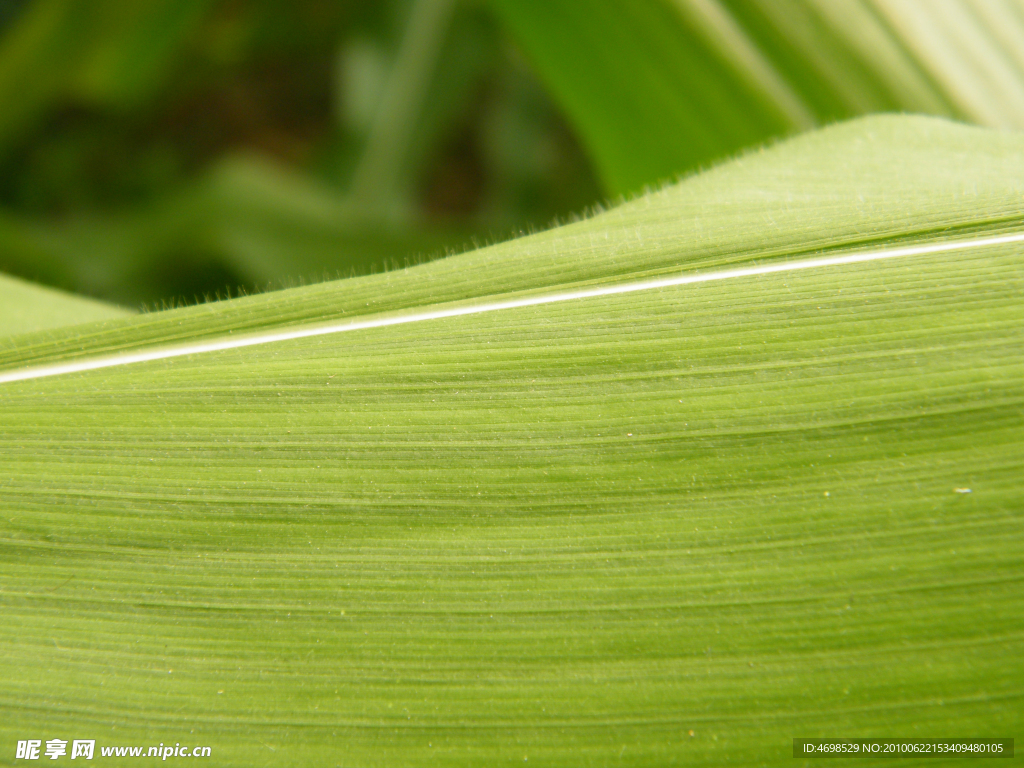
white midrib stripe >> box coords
[2,231,1022,385]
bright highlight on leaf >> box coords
[1,116,1022,765]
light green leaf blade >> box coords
[3,114,1021,368]
[1,116,1021,765]
[0,271,132,336]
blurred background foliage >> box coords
[0,0,1023,309]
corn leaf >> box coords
[0,272,131,336]
[490,0,1024,196]
[1,116,1022,765]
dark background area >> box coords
[0,0,1019,310]
[0,0,601,307]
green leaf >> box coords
[490,0,1024,196]
[0,271,131,336]
[489,0,802,196]
[0,0,210,160]
[70,0,211,108]
[1,116,1022,764]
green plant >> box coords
[1,115,1021,765]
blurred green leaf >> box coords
[342,0,505,215]
[0,270,130,335]
[0,0,210,159]
[0,0,91,156]
[348,0,461,208]
[0,116,1022,764]
[72,0,211,108]
[490,0,1024,196]
[0,153,472,306]
[488,0,802,196]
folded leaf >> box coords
[1,116,1021,765]
[492,0,1024,196]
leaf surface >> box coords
[1,116,1021,765]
